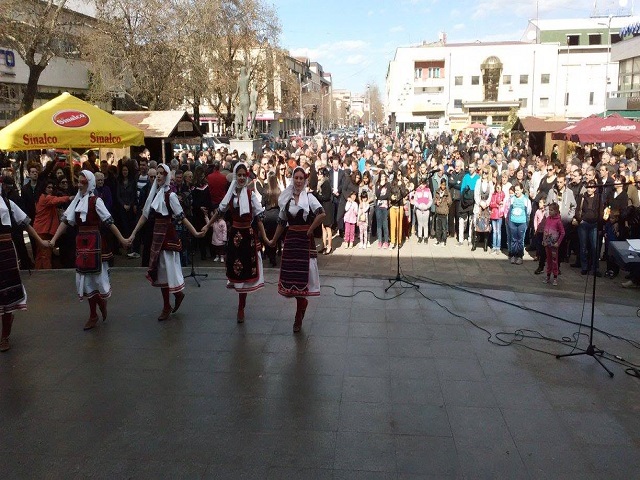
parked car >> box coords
[202,136,230,151]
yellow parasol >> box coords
[0,92,145,151]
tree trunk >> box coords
[21,63,47,115]
[192,96,200,124]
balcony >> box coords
[414,76,446,88]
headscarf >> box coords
[219,162,251,216]
[63,170,96,223]
[278,166,310,220]
[143,163,171,218]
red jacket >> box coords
[206,171,228,206]
[33,194,70,236]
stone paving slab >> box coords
[1,263,639,479]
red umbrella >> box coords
[465,122,485,129]
[552,114,640,143]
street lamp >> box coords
[368,87,371,129]
[321,91,330,132]
[603,15,613,117]
[299,74,311,136]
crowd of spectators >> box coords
[2,127,640,288]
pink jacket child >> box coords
[542,214,565,248]
[534,208,546,235]
[489,189,506,220]
[344,199,359,224]
[413,184,433,211]
[211,218,227,246]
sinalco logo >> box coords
[53,110,90,128]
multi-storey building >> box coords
[0,1,94,127]
[386,16,637,133]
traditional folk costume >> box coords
[0,194,31,351]
[142,164,186,320]
[60,171,112,330]
[216,163,265,322]
[277,169,324,331]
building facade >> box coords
[386,16,637,133]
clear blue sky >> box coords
[272,0,632,95]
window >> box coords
[564,92,570,106]
[455,76,463,86]
[415,68,422,79]
[519,98,528,108]
[567,34,580,46]
[539,97,549,108]
[520,75,529,85]
[588,34,602,45]
[611,33,621,44]
[428,67,441,78]
[453,99,463,108]
[503,75,511,85]
[541,74,550,84]
[589,91,594,105]
[471,76,480,85]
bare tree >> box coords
[204,0,281,130]
[0,0,83,114]
[84,0,196,110]
[368,83,385,128]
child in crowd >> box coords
[489,176,505,254]
[357,191,370,249]
[434,178,452,246]
[533,197,547,274]
[542,202,565,286]
[206,214,227,262]
[343,191,358,249]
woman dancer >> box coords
[50,170,129,330]
[267,166,326,333]
[129,164,202,321]
[0,184,48,351]
[203,163,268,323]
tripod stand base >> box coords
[556,344,614,377]
[385,275,420,292]
[184,271,208,287]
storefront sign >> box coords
[0,49,16,68]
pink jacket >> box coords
[413,185,433,211]
[211,219,227,246]
[489,190,505,220]
[344,200,358,224]
[542,215,565,247]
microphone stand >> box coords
[183,232,208,287]
[386,197,420,292]
[555,181,625,377]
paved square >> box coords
[1,247,639,478]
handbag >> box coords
[476,208,491,232]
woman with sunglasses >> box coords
[51,171,130,330]
[275,162,288,192]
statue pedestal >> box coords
[229,138,262,157]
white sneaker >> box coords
[213,256,219,262]
[366,242,371,248]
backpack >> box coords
[460,186,475,209]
